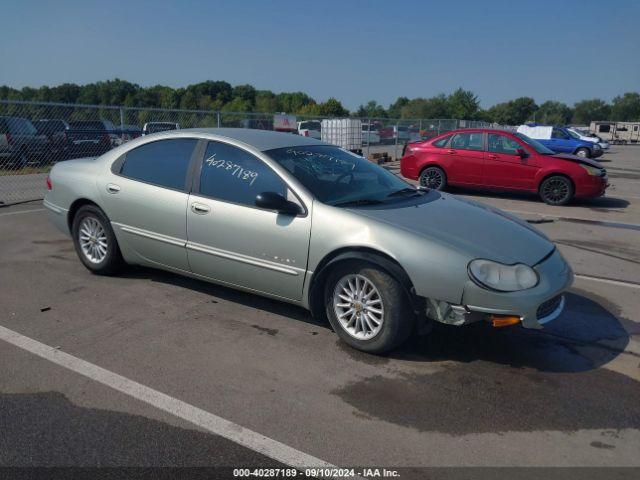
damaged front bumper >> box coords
[426,248,573,329]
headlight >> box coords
[579,164,603,176]
[468,259,539,292]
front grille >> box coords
[537,295,563,319]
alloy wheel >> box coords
[78,216,108,264]
[420,168,444,190]
[333,274,384,340]
[542,178,570,204]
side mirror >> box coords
[255,191,301,216]
[516,148,528,159]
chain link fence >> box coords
[0,99,495,205]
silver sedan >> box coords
[44,128,573,353]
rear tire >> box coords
[575,148,590,158]
[419,166,447,191]
[71,205,124,275]
[324,261,414,354]
[539,175,574,206]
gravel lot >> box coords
[0,146,639,476]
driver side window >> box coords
[199,141,286,207]
[552,128,568,139]
[488,134,522,155]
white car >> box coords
[297,120,321,139]
[567,127,610,151]
[361,123,380,144]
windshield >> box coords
[515,133,555,155]
[266,145,416,206]
[567,129,581,139]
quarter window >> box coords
[488,134,522,155]
[119,138,197,190]
[199,141,286,207]
[450,132,483,151]
[432,135,452,148]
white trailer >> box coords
[321,118,362,152]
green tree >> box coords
[400,95,449,119]
[536,101,572,125]
[276,92,314,113]
[318,98,349,117]
[447,88,480,120]
[388,96,409,118]
[354,100,387,118]
[486,97,537,125]
[571,99,611,124]
[611,92,640,121]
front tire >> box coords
[325,262,414,354]
[72,205,124,275]
[419,166,447,190]
[539,175,574,206]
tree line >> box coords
[1,79,639,125]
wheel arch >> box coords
[537,171,575,194]
[307,246,421,321]
[67,198,103,231]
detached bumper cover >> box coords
[460,248,573,329]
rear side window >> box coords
[598,125,611,133]
[432,135,452,147]
[120,138,197,190]
[199,141,286,207]
[488,134,522,154]
[450,132,483,151]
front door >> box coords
[548,128,574,153]
[186,140,311,301]
[483,133,539,190]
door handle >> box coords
[447,149,456,154]
[487,154,499,159]
[191,202,211,215]
[106,183,121,194]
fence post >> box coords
[366,118,371,159]
[216,111,221,128]
[119,107,125,138]
[394,119,399,161]
[437,119,441,136]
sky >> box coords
[1,0,639,110]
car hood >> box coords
[351,193,554,266]
[550,153,602,168]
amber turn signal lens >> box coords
[491,315,521,327]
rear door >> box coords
[101,137,201,270]
[445,132,485,185]
[484,133,539,190]
[186,140,311,301]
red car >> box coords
[400,128,608,205]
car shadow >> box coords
[119,266,325,328]
[120,267,628,374]
[451,187,630,209]
[389,292,630,373]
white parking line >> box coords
[0,208,45,217]
[0,324,335,470]
[575,274,640,289]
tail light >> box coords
[303,131,309,137]
[46,175,52,191]
[102,133,110,143]
[6,133,13,146]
